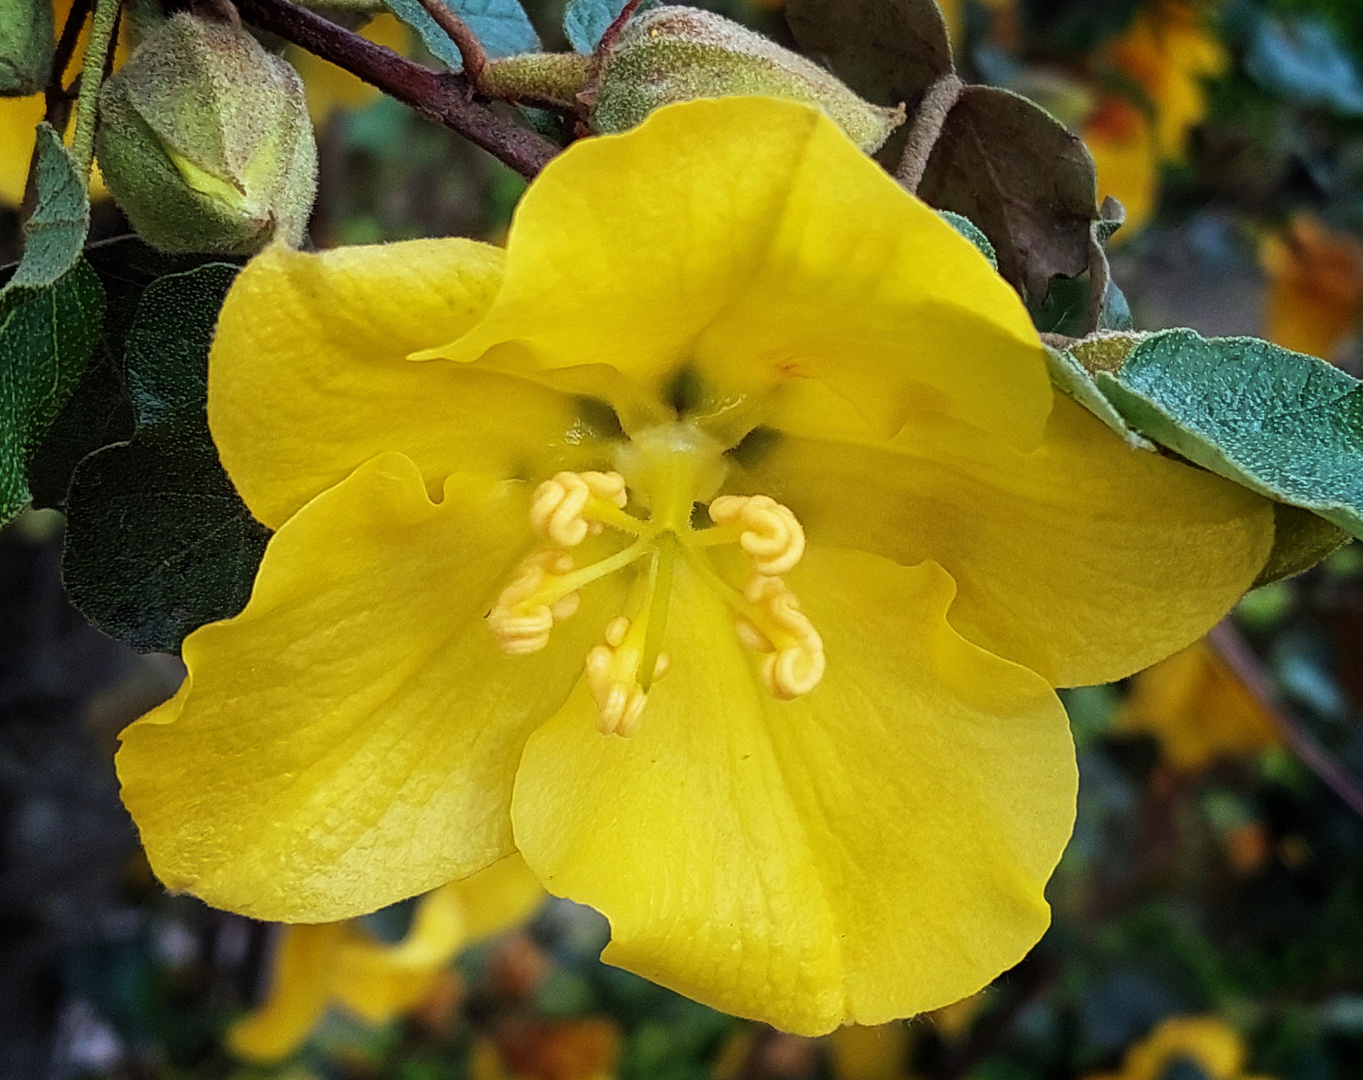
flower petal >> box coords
[453,851,546,941]
[209,240,597,530]
[332,885,466,1024]
[228,922,347,1062]
[427,96,1053,448]
[735,387,1274,687]
[117,453,622,922]
[511,548,1075,1035]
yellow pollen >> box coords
[530,471,628,547]
[488,453,826,733]
[707,494,806,575]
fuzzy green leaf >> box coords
[6,124,90,292]
[62,263,269,653]
[0,261,105,524]
[565,0,654,53]
[383,0,539,70]
[1092,329,1363,540]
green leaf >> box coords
[785,0,952,107]
[1091,330,1363,540]
[383,0,539,70]
[24,238,240,512]
[1254,504,1350,587]
[1245,15,1363,117]
[565,0,654,53]
[1043,343,1152,451]
[0,261,105,523]
[6,124,90,292]
[63,435,270,652]
[26,345,134,510]
[62,263,270,653]
[917,85,1099,302]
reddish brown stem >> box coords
[597,0,643,56]
[1208,620,1363,820]
[232,0,558,178]
[413,0,488,86]
[43,0,93,129]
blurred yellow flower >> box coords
[0,0,131,206]
[1260,215,1363,362]
[1082,96,1158,237]
[1116,639,1280,770]
[1084,1,1226,242]
[1085,1015,1275,1080]
[229,853,543,1062]
[117,96,1272,1035]
[287,13,411,125]
[826,1023,915,1080]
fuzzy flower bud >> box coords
[593,6,905,153]
[95,13,317,254]
[0,0,54,96]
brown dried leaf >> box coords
[785,0,952,107]
[918,85,1100,300]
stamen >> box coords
[487,539,650,657]
[680,545,825,701]
[743,575,825,700]
[487,550,578,657]
[707,495,806,575]
[585,545,673,737]
[530,471,630,547]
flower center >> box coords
[486,422,825,736]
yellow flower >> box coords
[1083,95,1159,241]
[1085,1015,1276,1080]
[826,1023,915,1080]
[287,13,411,125]
[1085,1,1225,242]
[1104,1,1225,162]
[116,97,1272,1035]
[1116,639,1280,769]
[229,853,544,1062]
[0,0,132,206]
[1260,215,1363,362]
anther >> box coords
[741,575,825,700]
[530,471,628,548]
[584,619,672,738]
[487,550,578,657]
[708,494,806,575]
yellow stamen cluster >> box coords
[487,550,580,656]
[529,471,628,547]
[486,456,825,736]
[585,615,671,737]
[709,494,824,699]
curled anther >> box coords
[741,574,825,700]
[487,550,578,656]
[585,617,670,738]
[708,494,806,575]
[530,471,628,547]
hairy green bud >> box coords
[593,6,905,153]
[95,14,317,254]
[0,0,54,96]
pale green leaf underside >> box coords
[1092,329,1363,541]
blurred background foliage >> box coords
[3,0,1363,1078]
